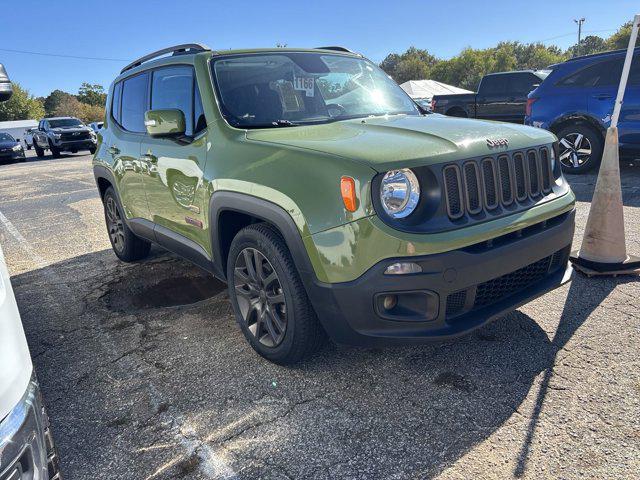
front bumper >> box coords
[0,377,61,480]
[0,149,25,161]
[306,209,575,346]
[52,139,96,152]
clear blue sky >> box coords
[2,0,638,97]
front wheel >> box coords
[88,146,96,155]
[102,187,151,262]
[227,223,325,364]
[34,144,45,158]
[556,124,604,174]
[49,141,61,158]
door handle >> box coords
[108,146,120,155]
[592,94,613,100]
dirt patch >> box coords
[103,259,226,312]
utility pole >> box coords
[574,17,586,56]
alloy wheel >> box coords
[234,248,287,347]
[105,196,125,253]
[559,133,592,169]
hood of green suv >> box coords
[246,114,555,171]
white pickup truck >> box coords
[0,242,61,479]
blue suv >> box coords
[526,47,640,173]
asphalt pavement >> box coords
[0,149,638,479]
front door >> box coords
[110,72,150,221]
[140,66,210,253]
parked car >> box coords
[32,117,97,158]
[94,44,575,364]
[25,128,35,149]
[0,132,25,163]
[0,243,61,479]
[432,70,549,123]
[89,121,104,132]
[526,48,640,173]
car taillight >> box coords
[431,99,437,110]
[526,97,538,117]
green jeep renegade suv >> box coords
[93,44,576,364]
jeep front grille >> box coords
[442,148,554,220]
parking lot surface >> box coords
[0,150,639,479]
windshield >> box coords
[212,53,420,128]
[48,118,84,128]
[0,133,15,142]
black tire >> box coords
[102,187,151,262]
[555,123,604,174]
[34,144,45,158]
[49,141,61,158]
[26,145,31,150]
[227,223,325,364]
[88,146,96,155]
[447,108,468,118]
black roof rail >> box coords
[120,43,211,74]
[315,46,359,54]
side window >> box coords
[479,75,506,95]
[111,81,122,125]
[194,83,206,134]
[507,74,539,95]
[629,54,640,86]
[558,59,623,88]
[151,66,194,135]
[121,72,149,133]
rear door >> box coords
[475,74,507,120]
[503,72,541,123]
[140,65,210,256]
[617,53,640,153]
[108,72,150,221]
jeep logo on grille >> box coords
[73,132,80,136]
[486,138,509,148]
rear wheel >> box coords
[227,223,325,364]
[34,143,44,158]
[556,124,604,174]
[103,187,151,262]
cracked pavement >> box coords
[0,150,638,479]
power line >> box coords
[0,47,126,62]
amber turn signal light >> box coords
[340,176,357,212]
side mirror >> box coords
[0,64,13,102]
[144,109,186,138]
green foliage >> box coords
[44,89,75,117]
[605,21,638,50]
[77,83,107,107]
[380,20,635,90]
[0,83,44,121]
[566,35,607,58]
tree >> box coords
[44,89,75,117]
[51,95,84,119]
[0,83,45,121]
[380,47,437,84]
[566,35,607,58]
[77,83,107,107]
[605,21,638,50]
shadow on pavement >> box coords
[565,162,640,207]
[8,249,632,478]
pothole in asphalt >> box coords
[103,259,227,312]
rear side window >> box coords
[121,72,149,133]
[558,58,623,87]
[506,74,540,95]
[480,75,507,95]
[111,82,122,125]
[151,66,194,135]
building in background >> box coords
[0,119,38,148]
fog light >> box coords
[384,262,422,275]
[383,295,397,310]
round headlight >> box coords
[380,169,420,218]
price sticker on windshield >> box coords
[294,77,315,97]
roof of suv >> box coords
[561,46,640,65]
[118,44,361,78]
